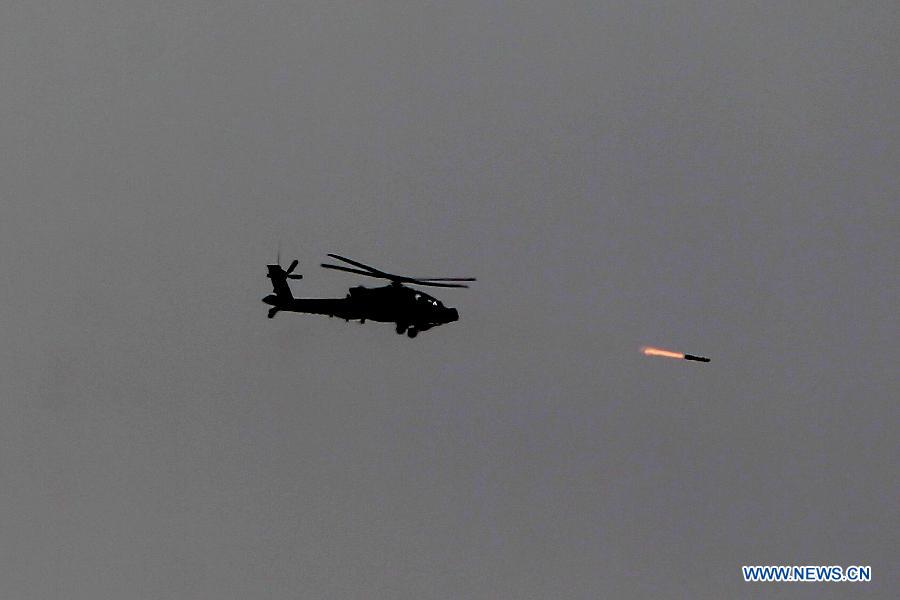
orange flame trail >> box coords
[641,346,685,360]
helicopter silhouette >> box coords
[262,254,475,337]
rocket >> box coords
[641,346,711,363]
[683,354,711,363]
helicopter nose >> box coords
[446,308,459,322]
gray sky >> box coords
[1,2,897,598]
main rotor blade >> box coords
[403,280,470,288]
[409,277,476,282]
[325,254,473,288]
[320,263,386,278]
[286,259,299,274]
[325,254,387,276]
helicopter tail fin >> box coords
[266,264,296,303]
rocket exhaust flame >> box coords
[641,346,711,363]
[641,346,684,359]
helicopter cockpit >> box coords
[413,291,443,308]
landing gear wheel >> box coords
[407,328,418,338]
[396,323,407,335]
[267,308,279,319]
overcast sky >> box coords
[1,2,897,598]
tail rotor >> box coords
[285,260,302,279]
[265,246,301,315]
[273,244,302,279]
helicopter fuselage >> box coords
[263,264,459,336]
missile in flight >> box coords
[641,346,710,363]
[683,353,711,363]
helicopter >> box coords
[262,253,475,337]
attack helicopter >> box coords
[262,254,474,337]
